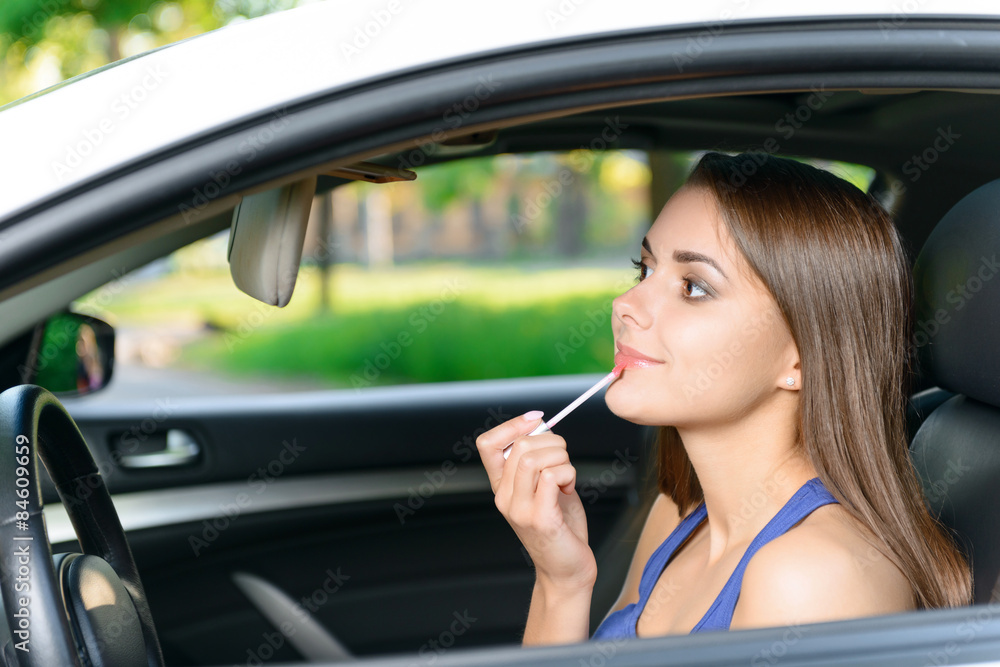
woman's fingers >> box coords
[475,410,545,490]
[534,463,588,555]
[497,432,567,506]
[506,446,571,521]
[474,414,593,588]
[515,462,581,562]
[535,463,578,508]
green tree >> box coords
[416,155,501,257]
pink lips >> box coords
[614,343,664,370]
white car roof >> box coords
[1,0,997,220]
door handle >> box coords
[118,429,201,469]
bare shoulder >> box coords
[603,492,685,618]
[731,504,915,630]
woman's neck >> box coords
[675,400,818,567]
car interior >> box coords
[3,55,1000,666]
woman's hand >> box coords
[476,411,597,592]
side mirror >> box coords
[22,312,115,397]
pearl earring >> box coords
[786,377,796,387]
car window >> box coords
[70,150,875,400]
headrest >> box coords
[913,178,1000,407]
[227,177,316,307]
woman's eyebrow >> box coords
[642,236,654,255]
[674,249,728,280]
[642,236,729,280]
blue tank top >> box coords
[591,477,838,639]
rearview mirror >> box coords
[228,176,316,307]
[22,311,115,397]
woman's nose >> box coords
[612,286,651,330]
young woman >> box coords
[475,152,972,645]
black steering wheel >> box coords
[0,385,165,667]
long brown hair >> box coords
[654,151,971,609]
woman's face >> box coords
[605,185,798,427]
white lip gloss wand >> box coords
[503,365,624,460]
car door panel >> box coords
[48,375,654,664]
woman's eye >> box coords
[631,259,710,300]
[630,257,653,282]
[683,279,709,300]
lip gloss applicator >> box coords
[502,364,624,460]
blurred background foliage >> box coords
[0,0,310,106]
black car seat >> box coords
[910,176,1000,605]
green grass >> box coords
[183,296,619,388]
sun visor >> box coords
[227,177,316,307]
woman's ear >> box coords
[779,347,801,391]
